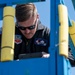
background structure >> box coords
[0,0,75,75]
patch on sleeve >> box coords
[34,38,48,46]
[15,35,22,44]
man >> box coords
[15,3,50,60]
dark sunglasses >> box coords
[18,25,36,30]
[17,20,37,30]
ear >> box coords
[37,13,39,19]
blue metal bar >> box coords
[0,0,45,5]
[0,0,46,20]
[0,58,49,75]
[50,0,57,75]
[54,0,68,75]
[50,0,71,75]
[72,0,75,9]
[68,0,75,59]
[57,50,71,75]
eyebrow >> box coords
[16,19,37,27]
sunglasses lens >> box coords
[18,25,35,30]
[18,27,26,30]
[17,19,36,30]
[28,25,35,30]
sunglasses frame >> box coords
[18,25,36,30]
[17,20,37,30]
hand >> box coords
[42,52,50,58]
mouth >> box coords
[24,33,32,37]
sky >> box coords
[0,0,75,75]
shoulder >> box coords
[43,26,50,35]
[37,21,50,35]
[15,26,22,34]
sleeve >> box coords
[68,47,75,67]
[45,27,50,47]
[43,27,50,53]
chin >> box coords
[26,36,33,39]
[25,34,34,39]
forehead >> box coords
[18,16,36,27]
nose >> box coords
[25,28,30,34]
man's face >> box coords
[17,16,38,39]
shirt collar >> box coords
[37,20,44,30]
